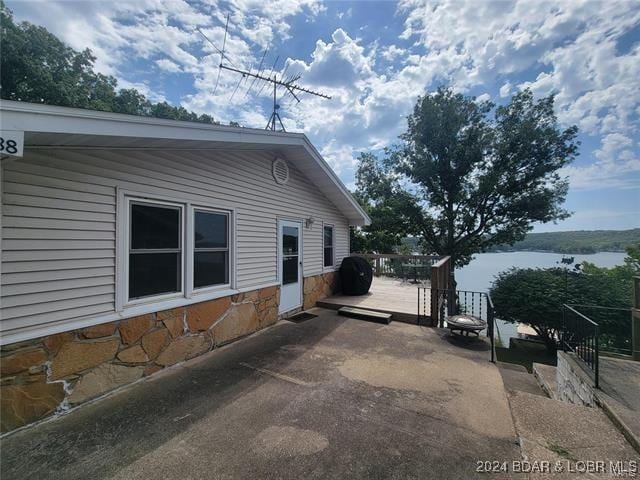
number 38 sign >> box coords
[0,130,24,157]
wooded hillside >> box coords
[404,229,639,254]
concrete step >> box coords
[338,306,392,324]
[497,362,546,397]
[508,391,639,474]
[532,363,558,399]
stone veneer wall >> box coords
[303,271,340,310]
[0,285,280,433]
[556,351,596,407]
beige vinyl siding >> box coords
[1,147,350,335]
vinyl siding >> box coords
[1,148,350,337]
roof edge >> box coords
[0,100,371,226]
[0,100,304,139]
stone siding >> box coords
[303,271,340,310]
[0,286,280,433]
[556,351,596,407]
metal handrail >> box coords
[562,304,599,388]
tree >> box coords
[350,153,422,253]
[355,87,579,276]
[0,2,224,125]
[490,251,637,352]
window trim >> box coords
[323,223,335,270]
[116,188,236,312]
[125,197,185,307]
[189,206,232,295]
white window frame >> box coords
[189,205,232,296]
[125,197,185,307]
[323,223,335,270]
[116,189,235,312]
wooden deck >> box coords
[317,277,430,324]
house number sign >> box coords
[0,130,24,157]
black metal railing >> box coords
[418,287,495,362]
[562,304,599,388]
[567,304,632,357]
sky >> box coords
[7,0,640,232]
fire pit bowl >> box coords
[446,314,487,337]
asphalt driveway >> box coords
[1,308,521,479]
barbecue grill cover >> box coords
[340,256,373,295]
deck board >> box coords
[317,276,430,323]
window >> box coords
[129,201,182,300]
[194,210,229,289]
[122,195,233,308]
[323,225,334,267]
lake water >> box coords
[454,251,627,345]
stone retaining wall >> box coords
[556,351,596,407]
[303,271,340,310]
[0,285,279,433]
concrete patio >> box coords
[1,308,519,479]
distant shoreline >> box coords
[487,249,626,255]
[404,228,638,256]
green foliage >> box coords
[356,87,579,270]
[0,3,223,125]
[349,152,423,253]
[490,251,637,352]
[486,229,640,254]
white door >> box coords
[278,219,302,313]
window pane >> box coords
[283,256,298,285]
[195,211,228,249]
[129,252,180,299]
[282,226,298,255]
[324,247,333,267]
[194,251,228,288]
[131,203,180,250]
[324,226,333,247]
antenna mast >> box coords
[219,64,330,131]
[198,15,331,132]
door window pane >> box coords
[195,211,228,249]
[324,248,333,268]
[194,251,228,288]
[283,256,298,285]
[282,226,298,255]
[323,226,334,267]
[324,226,333,247]
[131,203,180,249]
[129,252,180,299]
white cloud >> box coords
[499,82,512,98]
[561,133,640,190]
[155,59,183,73]
[380,44,405,62]
[7,0,640,194]
[337,8,353,20]
[397,0,640,190]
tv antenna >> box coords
[197,14,331,132]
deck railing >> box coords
[562,304,599,388]
[429,256,453,325]
[419,287,495,362]
[352,254,442,282]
